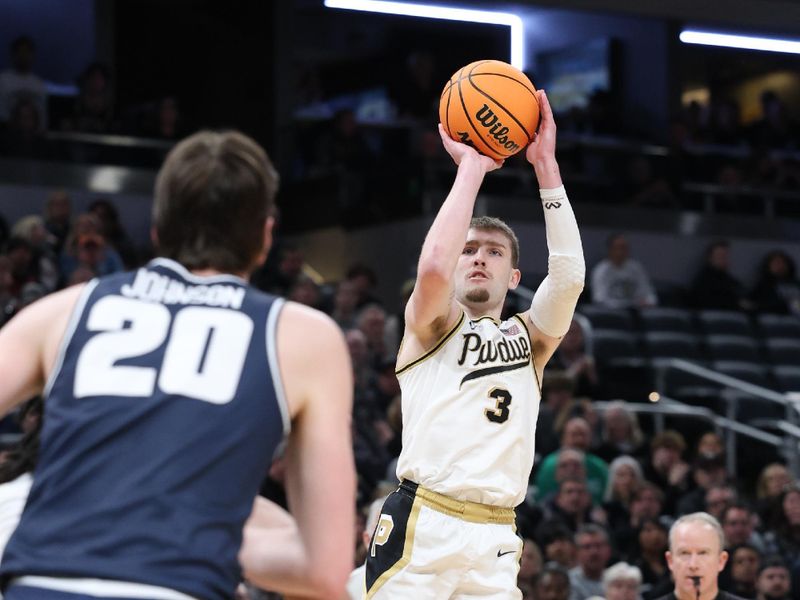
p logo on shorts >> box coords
[370,514,395,557]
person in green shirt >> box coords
[534,416,609,505]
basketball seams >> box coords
[469,72,537,99]
[457,73,506,159]
[466,74,535,142]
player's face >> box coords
[666,523,728,600]
[455,228,519,309]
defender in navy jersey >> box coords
[0,131,355,600]
[365,91,585,598]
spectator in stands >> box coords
[749,91,799,151]
[356,303,394,368]
[722,503,776,557]
[622,156,678,208]
[769,482,800,563]
[146,96,188,141]
[677,453,730,516]
[43,190,72,255]
[59,212,124,284]
[709,99,745,146]
[0,36,46,128]
[689,240,751,311]
[535,417,609,505]
[5,237,39,299]
[537,524,578,569]
[0,97,50,159]
[252,244,304,297]
[595,401,646,463]
[62,62,116,133]
[10,215,58,291]
[722,544,761,599]
[604,455,645,532]
[615,482,667,561]
[750,250,800,316]
[569,524,612,600]
[331,279,360,330]
[604,562,643,600]
[549,318,599,398]
[0,255,15,326]
[518,538,544,594]
[633,518,671,598]
[88,199,138,268]
[754,556,791,600]
[345,263,380,309]
[542,477,596,534]
[643,430,691,515]
[536,371,580,456]
[755,464,794,527]
[696,432,725,460]
[704,484,739,521]
[591,233,657,308]
[535,563,572,600]
[287,275,323,309]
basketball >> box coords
[439,60,540,161]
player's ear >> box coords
[508,268,521,290]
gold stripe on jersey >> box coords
[366,496,423,599]
[512,312,542,396]
[395,312,465,375]
[413,483,515,524]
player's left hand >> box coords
[525,90,557,165]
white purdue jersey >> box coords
[396,311,541,507]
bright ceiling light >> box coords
[324,0,525,70]
[680,29,800,55]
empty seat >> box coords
[698,310,753,336]
[644,332,702,361]
[772,365,800,393]
[578,305,634,332]
[712,360,770,387]
[592,329,643,365]
[764,338,800,366]
[705,334,760,362]
[757,313,800,339]
[639,307,694,333]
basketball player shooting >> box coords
[0,131,355,600]
[364,90,585,598]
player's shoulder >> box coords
[277,301,346,350]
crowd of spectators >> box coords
[0,186,798,599]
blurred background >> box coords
[2,1,800,596]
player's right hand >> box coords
[438,123,503,173]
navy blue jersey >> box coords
[1,258,289,600]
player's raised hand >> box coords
[526,90,557,165]
[438,124,504,173]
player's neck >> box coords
[459,302,503,322]
[191,268,249,281]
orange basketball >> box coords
[439,60,539,161]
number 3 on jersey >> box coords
[485,387,512,424]
[74,295,254,404]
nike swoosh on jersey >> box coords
[497,549,517,558]
[459,360,530,388]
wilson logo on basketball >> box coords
[475,104,521,153]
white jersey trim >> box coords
[43,279,99,400]
[149,257,246,285]
[11,576,201,600]
[266,298,291,439]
